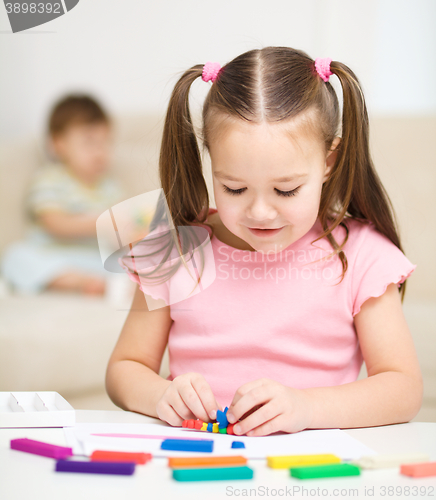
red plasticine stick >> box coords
[400,461,436,478]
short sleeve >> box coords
[27,167,68,216]
[351,222,417,316]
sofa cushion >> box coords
[0,292,129,395]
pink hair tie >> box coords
[202,62,221,83]
[314,58,333,82]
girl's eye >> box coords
[222,186,300,197]
[223,186,245,195]
[277,187,300,197]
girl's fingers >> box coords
[191,376,222,420]
[240,404,264,420]
[227,380,265,422]
[227,384,269,424]
[178,383,211,422]
[245,414,284,437]
[161,403,187,427]
[169,390,197,421]
[232,401,279,436]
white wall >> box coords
[1,0,435,138]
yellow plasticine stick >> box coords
[200,423,208,431]
[267,454,341,469]
[212,423,219,433]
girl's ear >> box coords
[323,136,341,182]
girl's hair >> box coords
[135,46,408,300]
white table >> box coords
[1,411,435,500]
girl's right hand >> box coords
[156,372,222,426]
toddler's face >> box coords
[209,114,340,253]
[51,122,112,183]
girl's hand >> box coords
[226,378,314,436]
[156,372,222,426]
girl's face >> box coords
[209,115,340,253]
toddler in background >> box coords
[2,94,123,295]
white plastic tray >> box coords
[0,392,75,428]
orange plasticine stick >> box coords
[91,450,152,464]
[400,461,436,478]
[168,455,247,467]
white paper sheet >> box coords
[64,422,377,460]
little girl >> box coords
[106,47,423,436]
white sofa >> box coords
[1,114,435,420]
[0,114,172,399]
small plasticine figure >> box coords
[182,406,241,434]
[216,406,229,428]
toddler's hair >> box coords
[47,93,110,137]
[132,47,409,300]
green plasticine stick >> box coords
[173,466,254,481]
[290,463,361,479]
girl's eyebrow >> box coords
[214,172,308,182]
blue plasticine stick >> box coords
[161,438,214,452]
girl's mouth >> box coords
[248,227,284,237]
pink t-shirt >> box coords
[119,208,416,407]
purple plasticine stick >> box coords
[55,459,136,475]
[10,438,73,459]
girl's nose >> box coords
[247,197,277,222]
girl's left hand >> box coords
[226,378,314,436]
